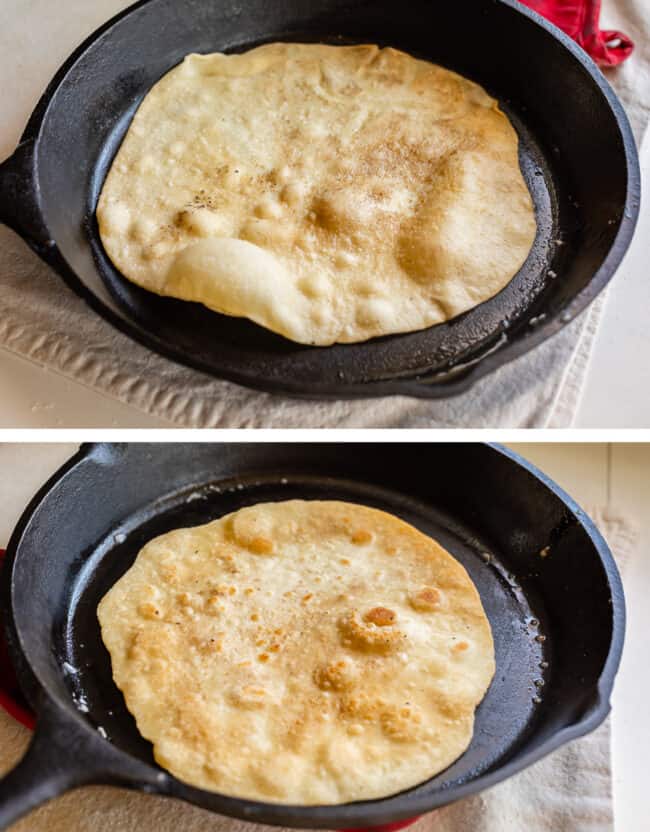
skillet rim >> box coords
[0,442,626,826]
[1,0,641,400]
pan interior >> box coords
[57,473,549,801]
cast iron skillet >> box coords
[0,443,624,829]
[0,0,640,400]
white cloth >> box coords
[0,0,647,427]
[0,508,637,831]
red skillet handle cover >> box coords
[0,548,36,730]
[520,0,633,66]
[341,819,421,832]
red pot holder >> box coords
[520,0,633,66]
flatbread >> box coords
[98,500,495,804]
[96,43,536,345]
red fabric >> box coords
[0,548,36,730]
[520,0,633,66]
[342,820,421,832]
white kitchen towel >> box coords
[0,0,648,427]
[0,508,637,831]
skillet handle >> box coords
[0,140,52,252]
[0,700,99,830]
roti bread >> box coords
[96,43,536,345]
[98,500,495,804]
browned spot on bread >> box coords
[409,586,442,612]
[138,602,161,620]
[351,529,373,545]
[340,691,391,723]
[363,606,396,627]
[229,685,268,709]
[338,610,403,654]
[314,658,358,691]
[205,597,223,616]
[249,536,275,555]
[380,705,423,743]
[229,510,278,555]
[212,584,231,596]
[436,691,474,720]
[160,564,179,585]
[194,637,222,655]
[128,629,168,660]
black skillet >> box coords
[0,443,624,829]
[0,0,640,400]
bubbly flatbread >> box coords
[98,500,495,804]
[96,43,536,345]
